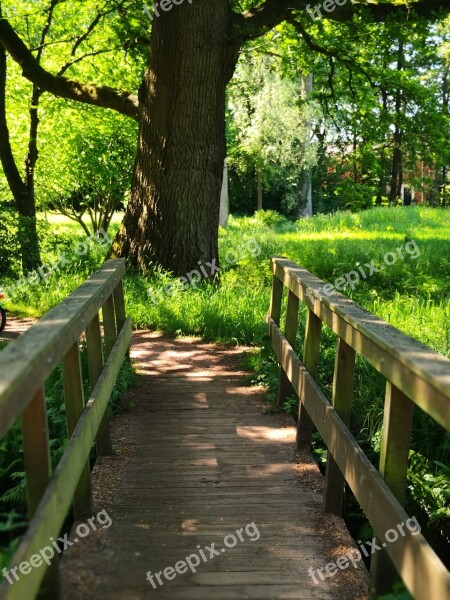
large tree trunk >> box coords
[110,1,239,276]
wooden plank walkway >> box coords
[61,332,368,600]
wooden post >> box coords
[113,280,129,360]
[113,280,126,333]
[269,275,283,327]
[21,388,60,598]
[323,339,356,514]
[62,342,93,519]
[296,309,321,450]
[86,313,113,456]
[21,388,52,517]
[103,294,117,357]
[92,295,117,455]
[370,383,414,596]
[277,290,299,407]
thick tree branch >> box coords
[0,18,139,120]
[237,0,450,41]
[287,17,377,89]
[0,44,27,202]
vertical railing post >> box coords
[296,308,321,450]
[21,387,60,598]
[103,294,117,357]
[113,279,129,359]
[93,294,117,456]
[62,342,93,519]
[323,338,356,514]
[269,273,283,327]
[370,383,414,596]
[277,289,299,407]
[113,280,126,333]
[86,313,113,456]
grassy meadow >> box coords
[1,206,449,594]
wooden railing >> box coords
[267,257,450,600]
[0,259,132,600]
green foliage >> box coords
[378,582,414,600]
[248,209,290,228]
[43,110,136,235]
[0,205,20,277]
[325,178,377,212]
[227,50,320,215]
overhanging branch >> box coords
[237,0,450,41]
[0,18,139,121]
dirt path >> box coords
[0,315,36,342]
[57,331,369,599]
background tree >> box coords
[227,51,319,215]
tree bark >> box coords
[298,73,313,218]
[388,40,404,205]
[256,169,263,211]
[219,159,229,227]
[110,1,240,275]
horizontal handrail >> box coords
[268,256,450,600]
[0,259,126,438]
[271,257,450,429]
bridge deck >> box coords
[61,332,368,599]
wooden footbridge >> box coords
[0,258,449,600]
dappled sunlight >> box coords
[181,519,200,532]
[236,425,296,443]
[283,230,404,242]
[185,372,213,382]
[245,463,294,477]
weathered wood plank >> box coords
[370,383,414,595]
[269,271,284,327]
[62,341,93,519]
[112,280,126,333]
[20,387,61,599]
[96,295,116,455]
[277,290,299,407]
[323,339,355,515]
[297,309,321,450]
[86,313,112,456]
[61,334,368,600]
